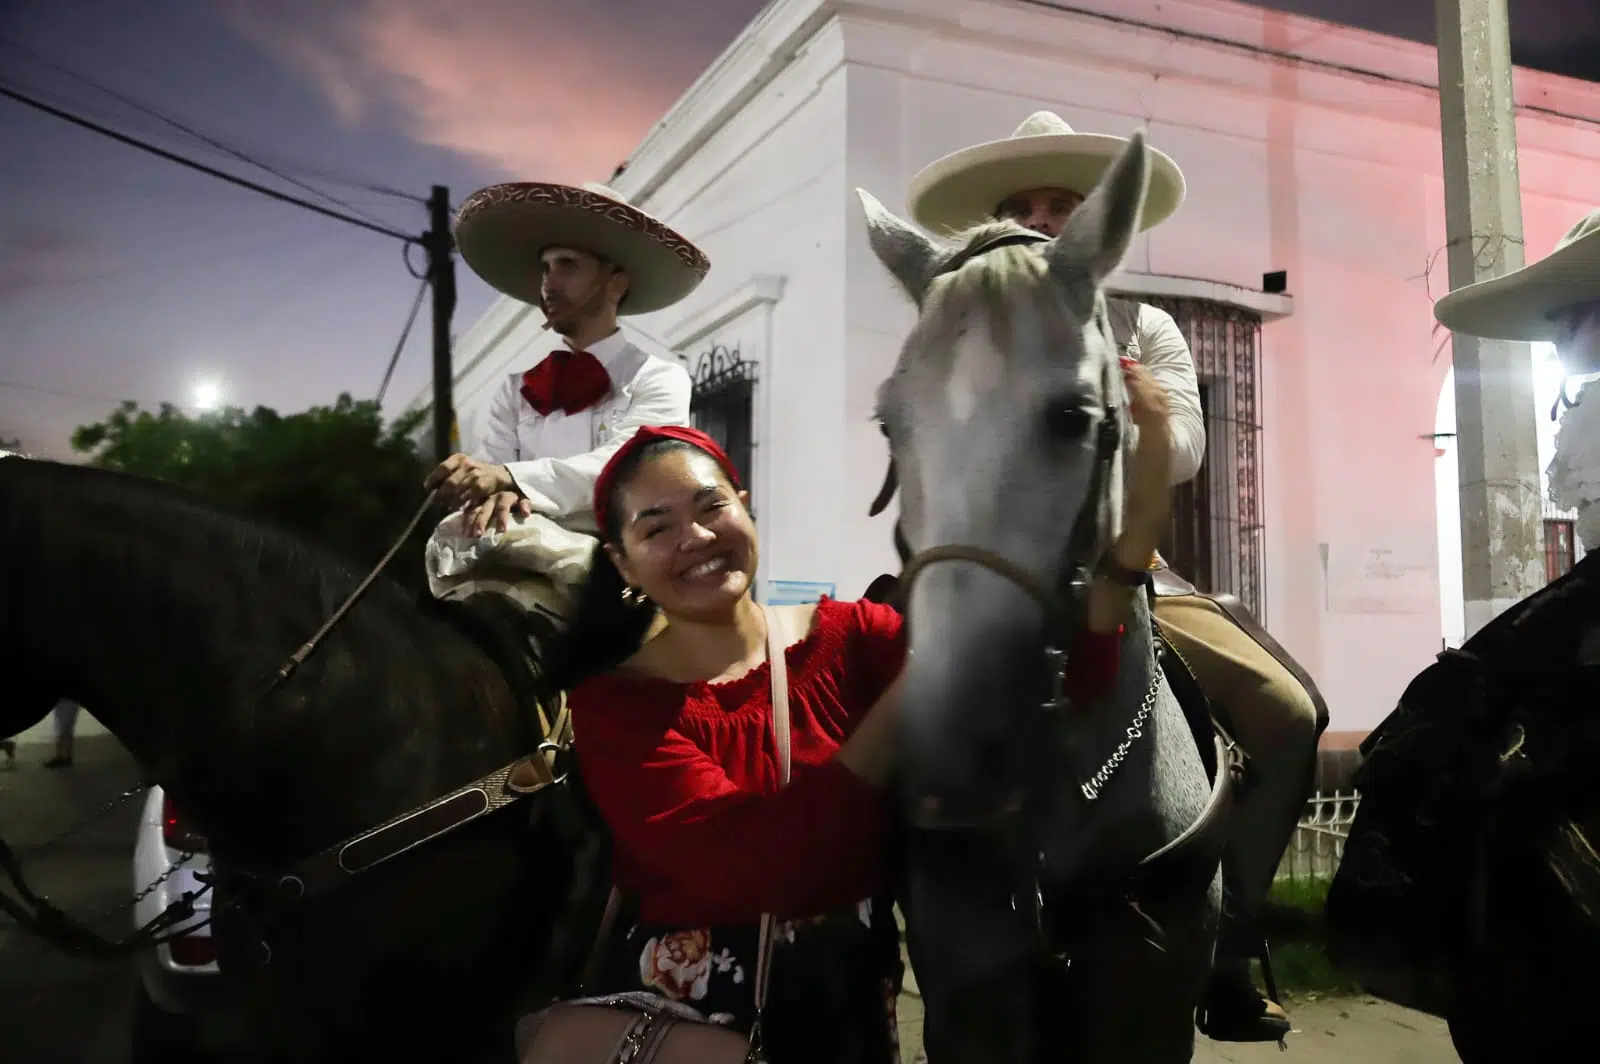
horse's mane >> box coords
[3,458,402,606]
[0,458,547,713]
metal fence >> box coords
[1274,791,1359,882]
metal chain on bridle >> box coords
[0,781,208,957]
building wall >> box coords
[829,0,1600,735]
[432,0,1600,738]
[626,20,856,598]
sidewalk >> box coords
[895,978,1458,1063]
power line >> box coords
[0,81,418,244]
[376,278,430,405]
[0,38,412,229]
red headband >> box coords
[593,425,742,536]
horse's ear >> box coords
[1045,130,1151,289]
[857,188,944,302]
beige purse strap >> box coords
[578,606,796,1011]
[752,604,792,1015]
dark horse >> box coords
[0,454,609,1062]
[1326,550,1600,1063]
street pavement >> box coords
[0,736,147,1064]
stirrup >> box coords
[1195,947,1291,1047]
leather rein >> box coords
[0,487,571,962]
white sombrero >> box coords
[1433,208,1600,342]
[454,182,710,315]
[907,111,1187,236]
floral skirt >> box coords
[597,895,904,1064]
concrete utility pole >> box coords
[1435,0,1545,637]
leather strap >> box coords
[578,606,795,1011]
[753,604,793,1015]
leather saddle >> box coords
[1149,565,1331,740]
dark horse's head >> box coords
[0,454,605,1063]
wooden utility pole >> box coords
[1435,0,1544,636]
[424,185,458,463]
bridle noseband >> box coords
[896,410,1122,635]
[877,228,1127,647]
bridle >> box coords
[0,481,573,963]
[869,242,1247,952]
[873,228,1127,694]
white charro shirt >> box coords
[1548,317,1600,552]
[473,327,691,524]
[1124,303,1207,487]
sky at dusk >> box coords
[1,0,1597,462]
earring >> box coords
[621,585,648,606]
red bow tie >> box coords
[521,350,611,417]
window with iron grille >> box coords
[688,343,757,505]
[1543,518,1575,583]
[1138,296,1265,618]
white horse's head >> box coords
[859,131,1151,825]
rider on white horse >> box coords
[902,111,1325,1043]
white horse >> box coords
[859,132,1232,1063]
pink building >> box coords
[434,0,1600,745]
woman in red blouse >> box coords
[566,360,1172,1063]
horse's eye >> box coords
[1045,404,1092,439]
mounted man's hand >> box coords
[425,453,516,511]
[463,491,533,538]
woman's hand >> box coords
[1122,356,1171,432]
[1086,359,1174,631]
[1115,358,1173,566]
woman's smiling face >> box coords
[606,447,757,620]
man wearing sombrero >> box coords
[902,112,1324,1044]
[416,181,708,687]
[1434,208,1600,554]
[425,181,706,533]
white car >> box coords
[131,785,224,1061]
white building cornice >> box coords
[1108,272,1294,321]
[666,275,789,351]
[607,0,1600,214]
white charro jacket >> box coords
[472,327,691,527]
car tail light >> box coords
[161,796,209,854]
[167,933,216,968]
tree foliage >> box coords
[72,395,434,587]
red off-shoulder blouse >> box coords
[567,597,1121,927]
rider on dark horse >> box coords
[1326,207,1600,1063]
[888,111,1328,1044]
[1434,206,1600,553]
[423,178,703,557]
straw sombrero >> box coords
[1433,208,1600,343]
[907,111,1186,236]
[454,182,710,315]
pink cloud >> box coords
[220,0,764,183]
[0,228,118,299]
